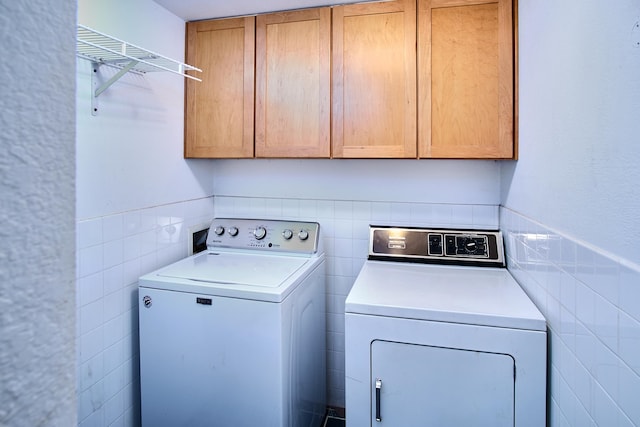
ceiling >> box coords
[153,0,380,21]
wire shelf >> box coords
[77,24,202,115]
[77,24,202,80]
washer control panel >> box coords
[206,218,320,254]
[369,226,505,267]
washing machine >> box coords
[138,218,326,427]
[345,226,546,427]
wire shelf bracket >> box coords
[77,24,202,115]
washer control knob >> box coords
[214,226,225,236]
[228,226,239,237]
[298,230,309,241]
[253,226,267,240]
[282,229,293,240]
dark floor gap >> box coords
[323,414,346,427]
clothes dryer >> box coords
[345,226,546,426]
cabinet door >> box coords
[332,0,417,158]
[418,0,514,158]
[371,340,514,426]
[185,17,255,158]
[255,9,331,158]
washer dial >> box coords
[253,226,267,240]
[282,229,293,240]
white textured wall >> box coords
[502,0,640,264]
[0,1,77,426]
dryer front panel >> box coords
[371,340,514,426]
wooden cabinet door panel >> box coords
[418,0,514,158]
[255,9,331,158]
[333,0,417,158]
[185,17,255,158]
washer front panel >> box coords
[207,218,320,254]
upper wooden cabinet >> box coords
[418,0,514,158]
[185,17,255,158]
[255,9,331,158]
[332,0,417,158]
[183,0,516,159]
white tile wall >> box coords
[77,195,499,425]
[76,197,215,427]
[215,195,500,408]
[501,207,640,426]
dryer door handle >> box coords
[375,378,382,422]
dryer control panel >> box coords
[207,218,320,254]
[369,226,505,267]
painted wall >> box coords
[77,0,214,219]
[502,0,640,425]
[502,0,640,265]
[154,0,379,21]
[76,0,215,426]
[0,0,77,426]
[212,159,500,205]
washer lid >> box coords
[346,261,546,331]
[155,251,309,287]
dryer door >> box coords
[371,340,514,426]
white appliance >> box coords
[138,218,326,427]
[345,226,546,427]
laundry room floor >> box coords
[323,415,345,427]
